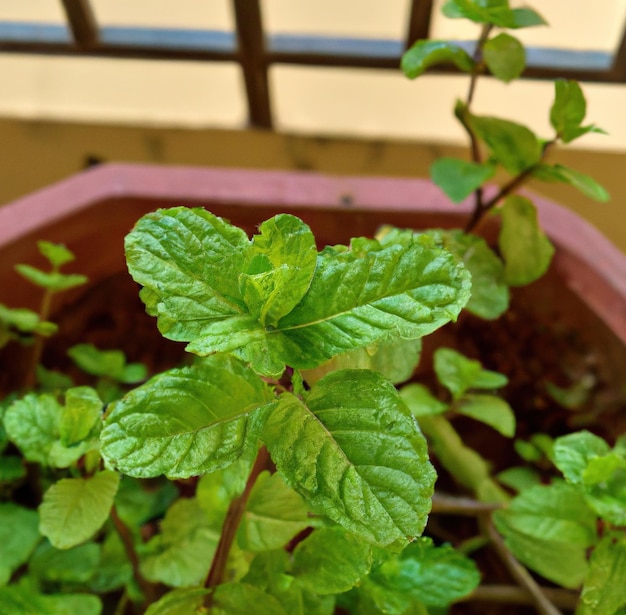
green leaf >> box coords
[400,383,448,417]
[498,195,555,286]
[262,370,436,549]
[197,460,249,525]
[238,471,310,552]
[29,540,101,584]
[127,208,471,377]
[302,338,421,386]
[578,535,626,614]
[140,498,219,587]
[68,344,147,383]
[401,40,474,79]
[494,482,596,587]
[441,230,509,319]
[0,304,57,337]
[0,581,102,615]
[4,393,87,468]
[496,466,541,492]
[483,33,525,83]
[39,471,120,549]
[553,430,611,485]
[430,158,495,203]
[434,347,507,400]
[212,583,289,615]
[469,115,542,174]
[510,7,547,28]
[442,0,545,28]
[292,528,373,595]
[100,355,273,478]
[363,537,480,610]
[144,587,210,615]
[15,264,87,292]
[38,241,76,267]
[457,394,516,437]
[88,531,133,593]
[549,80,605,143]
[0,456,26,483]
[0,504,40,586]
[533,163,610,202]
[240,215,317,327]
[59,386,102,447]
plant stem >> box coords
[23,287,53,390]
[431,492,502,516]
[110,505,153,604]
[466,24,492,107]
[482,518,563,615]
[461,585,579,609]
[203,446,271,594]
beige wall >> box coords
[1,116,625,253]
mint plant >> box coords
[1,1,625,614]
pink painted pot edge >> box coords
[1,162,625,344]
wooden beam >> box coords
[232,0,272,129]
[60,0,99,50]
[405,0,433,48]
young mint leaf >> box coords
[4,393,88,468]
[0,304,57,338]
[483,33,525,83]
[401,40,474,79]
[498,195,555,286]
[578,535,626,615]
[15,264,87,292]
[434,347,507,400]
[440,230,509,320]
[211,582,289,615]
[469,115,542,174]
[114,477,178,530]
[39,471,120,550]
[510,7,547,28]
[100,355,273,478]
[457,394,516,437]
[68,344,147,383]
[430,158,495,203]
[238,471,310,552]
[532,163,610,202]
[493,482,597,587]
[29,540,101,584]
[362,537,480,610]
[59,386,102,447]
[553,430,611,485]
[140,498,220,588]
[38,241,76,267]
[496,466,541,492]
[240,215,317,327]
[144,587,211,615]
[0,581,102,615]
[400,384,448,417]
[262,370,436,549]
[302,338,422,386]
[0,503,40,586]
[292,527,373,595]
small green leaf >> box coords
[400,383,448,417]
[38,241,75,267]
[457,394,516,437]
[29,540,101,584]
[469,115,542,174]
[510,7,547,28]
[430,158,495,203]
[578,535,626,615]
[553,430,611,485]
[0,580,102,615]
[441,230,509,320]
[100,355,273,478]
[442,0,545,28]
[140,498,219,588]
[59,386,102,447]
[0,456,26,483]
[212,583,289,615]
[498,195,555,286]
[15,264,87,292]
[114,477,179,530]
[494,482,596,587]
[292,528,373,595]
[68,344,147,383]
[533,163,610,202]
[496,466,541,492]
[262,370,436,549]
[434,347,507,400]
[0,304,57,337]
[39,471,120,549]
[88,531,133,593]
[0,504,40,586]
[401,40,474,79]
[362,537,480,609]
[144,587,210,615]
[483,33,525,83]
[240,214,317,327]
[238,471,310,552]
